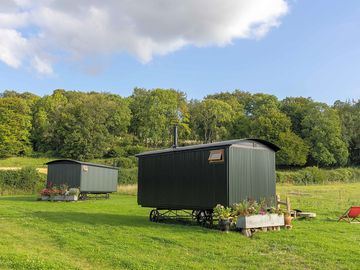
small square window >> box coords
[208,149,224,163]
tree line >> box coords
[0,89,359,167]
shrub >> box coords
[0,167,45,195]
[124,145,147,156]
[118,167,138,185]
[298,167,327,184]
[276,167,360,185]
[113,157,137,169]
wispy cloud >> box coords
[0,0,289,74]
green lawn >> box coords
[0,157,116,168]
[0,183,359,270]
[0,157,56,168]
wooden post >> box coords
[276,194,281,209]
[276,194,292,214]
[286,196,291,213]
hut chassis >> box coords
[149,209,214,226]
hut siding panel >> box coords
[47,164,80,188]
[229,147,276,205]
[46,160,118,193]
[138,147,228,210]
[81,166,118,192]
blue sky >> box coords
[0,0,359,104]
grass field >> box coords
[0,183,359,270]
[0,157,56,168]
[0,157,123,168]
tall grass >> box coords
[118,184,137,195]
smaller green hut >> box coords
[46,159,118,194]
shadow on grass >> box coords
[32,211,151,227]
[31,211,201,229]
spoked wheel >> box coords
[149,209,160,222]
[205,210,214,227]
[196,210,206,225]
[79,193,88,200]
[196,210,213,227]
[192,210,200,220]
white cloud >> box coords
[31,55,53,75]
[0,0,289,74]
[0,28,28,68]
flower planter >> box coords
[52,195,65,201]
[41,195,50,201]
[236,214,284,229]
[64,195,78,201]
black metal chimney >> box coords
[172,125,178,148]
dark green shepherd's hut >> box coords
[46,160,118,195]
[136,137,279,222]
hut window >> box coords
[208,149,224,163]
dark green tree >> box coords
[129,88,189,146]
[302,103,348,166]
[333,100,360,165]
[32,90,131,159]
[189,99,233,143]
[0,97,32,157]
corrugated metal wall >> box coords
[138,147,228,210]
[228,146,276,205]
[47,164,81,187]
[81,166,118,193]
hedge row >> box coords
[0,167,46,195]
[276,167,360,185]
[118,167,138,185]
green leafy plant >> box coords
[67,188,80,197]
[59,184,68,195]
[268,207,286,215]
[214,204,232,220]
[231,200,261,217]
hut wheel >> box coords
[149,209,159,222]
[196,210,207,225]
[192,210,200,220]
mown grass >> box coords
[0,157,56,168]
[0,183,359,269]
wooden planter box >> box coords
[236,214,284,229]
[52,195,65,201]
[41,195,78,201]
[64,195,78,201]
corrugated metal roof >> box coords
[136,138,280,157]
[46,159,119,170]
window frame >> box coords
[208,149,225,163]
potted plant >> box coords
[214,204,233,232]
[65,188,80,201]
[283,210,293,226]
